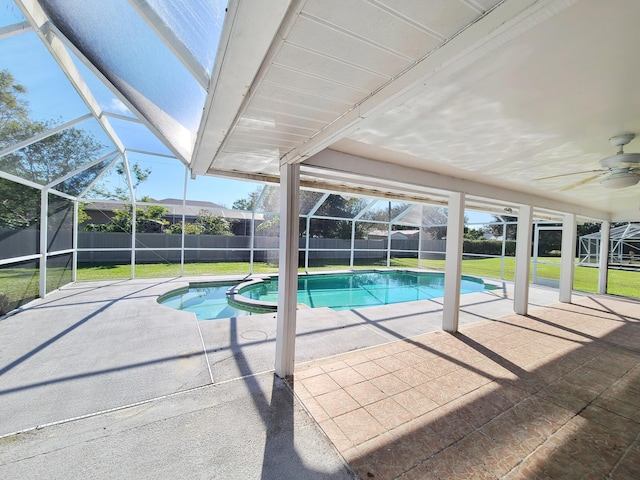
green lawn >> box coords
[75,256,638,297]
[0,265,72,315]
[2,256,637,316]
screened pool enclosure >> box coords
[579,223,640,267]
[1,0,639,338]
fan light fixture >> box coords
[600,171,640,189]
[535,133,640,190]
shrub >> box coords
[463,240,516,256]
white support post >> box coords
[442,192,465,332]
[39,189,48,298]
[275,163,300,378]
[514,205,533,315]
[72,199,78,283]
[598,220,610,294]
[559,213,576,303]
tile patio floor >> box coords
[292,295,640,479]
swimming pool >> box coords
[158,270,488,320]
[158,282,250,321]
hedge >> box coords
[463,240,516,256]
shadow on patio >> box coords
[292,295,640,479]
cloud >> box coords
[103,97,131,115]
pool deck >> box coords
[0,275,638,479]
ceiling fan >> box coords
[536,133,640,190]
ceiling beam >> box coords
[304,149,610,221]
[191,0,295,176]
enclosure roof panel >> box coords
[35,0,227,163]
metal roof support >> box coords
[46,150,119,189]
[78,154,122,199]
[598,221,610,294]
[127,0,210,89]
[442,192,465,332]
[275,163,299,378]
[391,204,416,224]
[14,1,126,154]
[179,165,188,276]
[249,185,269,274]
[514,205,533,315]
[0,20,32,40]
[122,152,136,279]
[48,188,76,201]
[125,149,177,159]
[0,169,44,190]
[304,192,330,272]
[559,213,576,303]
[349,199,377,268]
[0,113,92,160]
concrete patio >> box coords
[0,276,638,479]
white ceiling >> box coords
[192,0,640,222]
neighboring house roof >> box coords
[84,199,262,221]
[368,229,420,239]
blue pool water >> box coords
[243,271,485,310]
[158,282,248,320]
[158,271,487,320]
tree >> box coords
[464,227,486,240]
[0,177,39,229]
[576,222,601,237]
[0,70,108,229]
[232,187,261,211]
[88,161,151,201]
[0,69,29,146]
[196,210,233,235]
[165,222,203,235]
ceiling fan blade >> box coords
[534,169,604,181]
[560,173,607,191]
